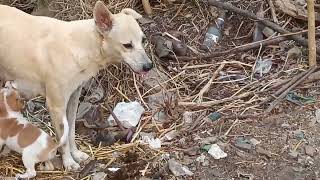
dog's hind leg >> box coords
[67,85,90,163]
[45,83,80,171]
[16,152,37,179]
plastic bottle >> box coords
[200,10,227,51]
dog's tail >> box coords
[56,116,69,148]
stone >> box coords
[305,145,316,157]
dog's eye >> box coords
[123,43,133,49]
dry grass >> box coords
[0,0,318,179]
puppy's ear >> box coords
[121,8,142,19]
[93,1,113,32]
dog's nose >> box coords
[142,63,153,72]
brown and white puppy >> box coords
[0,1,153,170]
[0,81,68,179]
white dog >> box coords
[0,1,153,170]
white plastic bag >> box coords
[107,101,145,128]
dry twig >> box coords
[266,66,317,112]
[307,0,317,66]
[206,0,319,55]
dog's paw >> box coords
[63,157,80,171]
[15,171,36,179]
[72,150,90,163]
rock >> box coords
[172,40,187,56]
[92,172,106,180]
[147,90,175,110]
[234,137,253,151]
[152,36,173,58]
[200,136,218,145]
[293,130,305,140]
[26,100,36,112]
[153,110,168,122]
[84,85,104,103]
[196,154,206,163]
[262,27,275,37]
[143,70,170,93]
[256,146,272,158]
[305,145,316,157]
[77,102,93,119]
[164,130,178,141]
[249,138,261,146]
[183,111,194,124]
[207,144,227,159]
[168,159,194,176]
[287,46,302,59]
[288,150,299,159]
[140,133,161,149]
[298,155,314,166]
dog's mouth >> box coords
[124,63,150,77]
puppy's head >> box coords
[93,1,153,74]
[2,81,24,112]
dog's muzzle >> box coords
[142,62,153,72]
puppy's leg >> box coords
[46,85,80,171]
[67,86,90,163]
[16,152,37,179]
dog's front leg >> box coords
[67,86,90,163]
[46,84,80,171]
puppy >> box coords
[0,1,153,170]
[0,81,68,179]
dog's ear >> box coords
[121,8,142,20]
[93,1,113,32]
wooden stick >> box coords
[170,29,310,61]
[206,0,319,55]
[195,63,225,102]
[267,0,279,23]
[266,67,317,112]
[104,103,125,131]
[178,91,253,108]
[274,70,309,96]
[307,0,317,66]
[142,0,152,15]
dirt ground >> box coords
[0,0,320,179]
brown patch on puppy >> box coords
[38,136,57,162]
[18,124,41,148]
[6,90,24,112]
[0,118,24,139]
[0,92,8,117]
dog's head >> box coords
[93,1,153,74]
[1,81,24,112]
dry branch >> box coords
[171,35,287,61]
[266,67,317,112]
[206,0,319,55]
[178,92,254,108]
[171,29,311,61]
[307,0,317,66]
